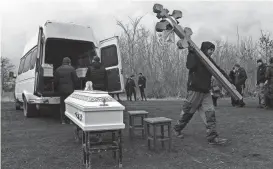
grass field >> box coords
[1,98,273,169]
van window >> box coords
[30,48,38,70]
[22,51,32,73]
[101,45,118,68]
[18,57,26,75]
[44,39,95,70]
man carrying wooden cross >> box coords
[174,41,231,145]
[152,3,244,145]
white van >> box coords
[13,21,125,117]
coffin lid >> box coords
[65,90,125,111]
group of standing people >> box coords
[53,55,149,124]
[211,63,247,108]
[54,56,108,124]
[228,64,247,107]
[210,58,273,109]
[125,73,147,101]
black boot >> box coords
[238,99,246,107]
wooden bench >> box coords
[127,110,149,138]
[144,117,172,151]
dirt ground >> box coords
[1,98,273,169]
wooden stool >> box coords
[127,110,149,138]
[144,117,172,151]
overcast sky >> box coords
[1,0,273,68]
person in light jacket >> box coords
[211,76,222,107]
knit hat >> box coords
[234,63,240,68]
[62,57,71,64]
[93,56,100,62]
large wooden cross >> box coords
[153,4,243,101]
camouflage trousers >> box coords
[174,91,218,141]
[257,83,266,106]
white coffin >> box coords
[64,90,125,131]
[76,68,88,78]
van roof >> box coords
[22,21,98,57]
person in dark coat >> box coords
[128,75,137,101]
[138,73,147,101]
[234,63,247,107]
[110,93,121,101]
[85,56,108,91]
[256,59,267,108]
[54,57,78,124]
[265,57,273,108]
[173,41,230,145]
[229,67,237,106]
[84,56,107,143]
[125,77,130,101]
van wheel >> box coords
[15,99,21,110]
[23,97,38,118]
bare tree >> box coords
[1,57,15,94]
[258,30,273,61]
[117,16,144,74]
[117,17,265,98]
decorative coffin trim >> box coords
[65,101,125,112]
[70,93,114,102]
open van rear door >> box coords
[34,27,44,96]
[99,36,124,93]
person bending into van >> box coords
[138,73,147,101]
[54,57,78,124]
[173,41,231,145]
[85,56,108,91]
[84,56,108,143]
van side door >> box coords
[99,36,124,94]
[34,27,45,96]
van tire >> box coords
[23,96,38,118]
[14,92,21,110]
[15,99,21,110]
